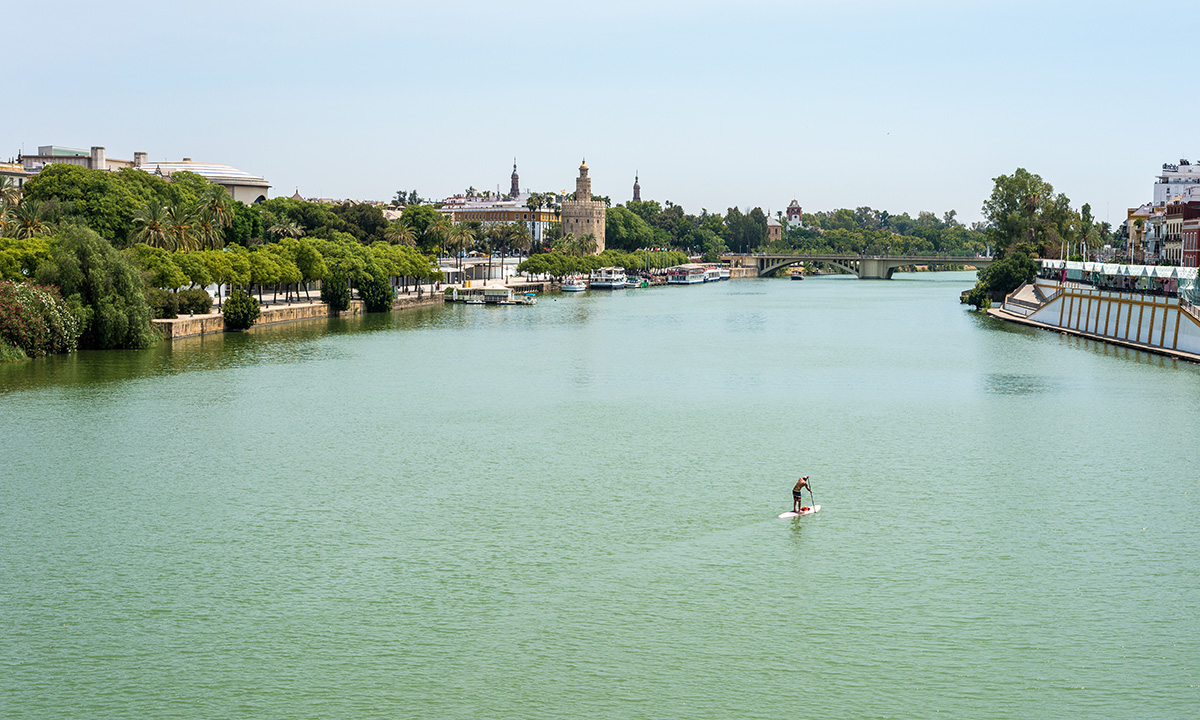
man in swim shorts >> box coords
[793,475,811,512]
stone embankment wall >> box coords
[153,293,443,340]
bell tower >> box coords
[509,159,520,198]
[633,172,641,202]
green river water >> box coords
[2,272,1199,719]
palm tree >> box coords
[526,192,544,245]
[424,215,451,259]
[0,177,21,207]
[194,209,224,250]
[268,216,304,241]
[0,204,13,237]
[13,200,52,240]
[165,203,200,252]
[199,186,234,229]
[132,202,172,249]
[446,223,475,271]
[384,220,416,246]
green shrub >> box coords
[0,280,83,357]
[320,266,351,313]
[222,289,260,330]
[1,337,29,363]
[359,272,394,312]
[146,287,179,319]
[177,288,213,315]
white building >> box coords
[1153,159,1200,204]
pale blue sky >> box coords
[6,0,1194,224]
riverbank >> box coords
[990,272,1200,364]
[152,291,444,340]
[988,305,1200,364]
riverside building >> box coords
[437,162,559,243]
[16,144,271,203]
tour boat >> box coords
[561,276,587,292]
[667,264,707,284]
[704,267,722,283]
[718,267,731,281]
[589,267,627,289]
[790,270,804,280]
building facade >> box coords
[1181,202,1200,268]
[1154,160,1200,204]
[439,195,558,242]
[560,160,606,253]
[17,144,270,203]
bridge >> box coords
[723,253,995,279]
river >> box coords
[2,271,1198,719]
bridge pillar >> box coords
[857,258,896,280]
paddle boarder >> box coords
[792,475,811,512]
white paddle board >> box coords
[779,505,820,519]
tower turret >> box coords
[509,159,519,197]
[633,172,641,202]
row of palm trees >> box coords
[132,187,235,252]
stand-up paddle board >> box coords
[779,505,820,519]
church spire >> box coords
[633,171,641,202]
[509,158,520,197]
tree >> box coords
[321,262,352,312]
[267,216,304,241]
[334,202,389,244]
[165,203,199,252]
[35,225,156,349]
[964,251,1037,309]
[12,200,54,240]
[980,168,1067,257]
[222,289,260,330]
[446,223,475,269]
[128,244,188,290]
[21,164,143,244]
[248,247,283,303]
[131,202,171,249]
[1,177,22,206]
[400,205,445,251]
[0,235,52,281]
[423,214,451,258]
[384,220,416,246]
[604,206,655,251]
[290,239,327,301]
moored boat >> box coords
[667,264,707,284]
[561,276,587,292]
[589,267,627,289]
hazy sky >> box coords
[6,0,1194,224]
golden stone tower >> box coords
[560,159,606,253]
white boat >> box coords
[704,267,722,283]
[718,267,731,281]
[667,264,707,284]
[589,267,627,289]
[561,276,587,292]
